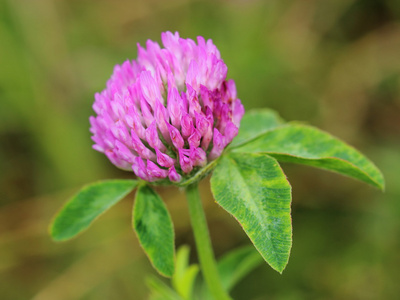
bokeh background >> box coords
[1,0,399,299]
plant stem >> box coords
[185,183,232,300]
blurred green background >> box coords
[1,0,399,299]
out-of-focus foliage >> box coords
[0,0,399,299]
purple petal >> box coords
[167,87,182,129]
[187,84,202,117]
[232,99,245,127]
[140,98,154,127]
[224,121,239,144]
[218,103,230,134]
[207,57,227,90]
[195,112,212,150]
[180,91,189,114]
[147,160,168,179]
[188,128,201,148]
[89,116,100,134]
[132,157,149,180]
[181,114,194,138]
[168,165,182,182]
[131,130,156,160]
[111,120,132,148]
[190,147,207,167]
[168,123,184,149]
[101,132,116,149]
[161,31,181,55]
[92,144,104,152]
[226,79,237,100]
[154,65,165,95]
[199,85,213,110]
[154,100,171,142]
[110,98,125,119]
[115,140,136,164]
[195,112,211,136]
[179,148,193,173]
[186,60,200,92]
[105,149,131,170]
[208,128,226,160]
[201,130,213,151]
[125,107,146,140]
[205,106,214,125]
[155,148,175,168]
[145,121,166,152]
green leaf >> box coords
[200,246,264,300]
[172,246,199,300]
[229,108,284,148]
[133,185,175,277]
[210,153,292,273]
[147,276,184,300]
[217,246,264,291]
[233,124,384,190]
[50,179,138,241]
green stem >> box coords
[185,183,232,300]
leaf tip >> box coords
[377,174,385,192]
[367,168,385,191]
[270,260,288,274]
[48,224,72,242]
[48,215,63,242]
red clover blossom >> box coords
[89,32,244,183]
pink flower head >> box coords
[90,32,244,183]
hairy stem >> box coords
[185,183,232,300]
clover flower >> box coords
[89,32,244,183]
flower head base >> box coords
[90,32,244,183]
